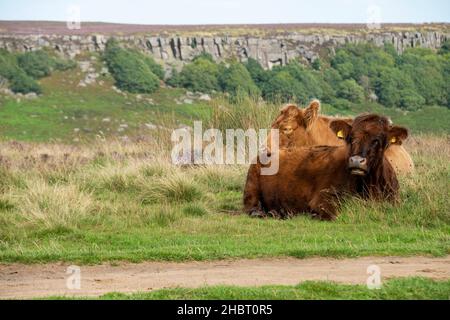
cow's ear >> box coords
[387,126,408,145]
[272,104,298,128]
[303,99,320,129]
[329,119,352,141]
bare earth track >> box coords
[1,256,449,299]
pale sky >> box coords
[0,0,449,24]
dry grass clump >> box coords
[6,179,95,228]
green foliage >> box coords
[192,52,215,62]
[17,50,53,78]
[330,43,449,110]
[337,79,365,103]
[166,68,183,87]
[261,70,301,102]
[218,62,260,98]
[104,39,160,93]
[53,58,77,71]
[438,39,450,54]
[311,58,321,70]
[0,49,41,94]
[179,57,220,93]
[375,68,422,109]
[398,48,447,106]
[9,71,42,94]
[244,57,269,87]
[141,54,165,80]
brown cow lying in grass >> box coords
[244,113,408,220]
[267,100,414,175]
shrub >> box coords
[179,57,220,93]
[141,54,165,80]
[166,68,183,87]
[219,62,260,98]
[244,58,268,87]
[17,50,53,78]
[9,71,42,94]
[53,58,77,71]
[337,79,365,103]
[104,39,160,93]
[261,71,302,102]
[312,58,321,70]
[192,52,215,62]
[399,89,426,111]
[281,62,324,102]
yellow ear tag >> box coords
[390,137,397,144]
[337,130,344,139]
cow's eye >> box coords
[372,140,380,147]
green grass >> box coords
[0,54,211,142]
[0,134,448,264]
[0,54,449,264]
[44,278,450,300]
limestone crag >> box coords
[0,30,448,69]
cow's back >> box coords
[384,145,415,175]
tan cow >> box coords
[266,100,414,175]
[245,114,407,220]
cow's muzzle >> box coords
[348,155,368,176]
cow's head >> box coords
[329,114,408,176]
[272,100,346,147]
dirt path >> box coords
[1,256,449,299]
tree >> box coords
[104,39,160,93]
[337,79,365,103]
[219,62,260,98]
[243,58,268,87]
[179,57,220,93]
[261,71,303,102]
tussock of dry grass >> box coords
[5,179,95,228]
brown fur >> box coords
[266,100,414,175]
[245,114,406,220]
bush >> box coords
[192,52,215,62]
[337,79,365,103]
[9,71,42,94]
[53,58,77,71]
[166,69,183,87]
[104,39,160,93]
[179,57,220,93]
[261,71,302,102]
[0,50,41,94]
[17,50,53,79]
[141,54,165,80]
[244,58,268,87]
[218,62,260,98]
[312,58,321,70]
[399,89,426,111]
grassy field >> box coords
[43,278,450,300]
[0,55,449,301]
[0,54,210,142]
[1,54,449,143]
[0,131,448,263]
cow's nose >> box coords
[349,155,368,171]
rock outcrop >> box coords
[0,30,448,69]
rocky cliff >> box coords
[0,28,448,69]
